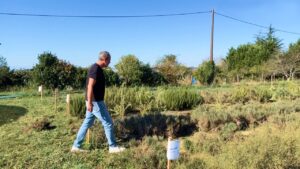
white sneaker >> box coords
[109,146,126,153]
[70,146,89,153]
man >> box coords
[71,51,125,153]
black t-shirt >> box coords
[85,63,106,101]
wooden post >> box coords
[40,85,43,100]
[167,137,172,169]
[210,9,215,63]
[271,74,273,86]
[167,159,171,169]
[66,94,70,114]
[86,129,91,144]
[54,88,58,113]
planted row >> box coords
[69,87,203,118]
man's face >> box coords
[104,58,111,67]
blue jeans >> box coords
[73,101,117,148]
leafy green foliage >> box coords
[220,122,238,140]
[91,113,197,142]
[157,87,203,110]
[0,56,10,88]
[155,54,190,84]
[140,64,166,86]
[73,67,88,89]
[103,67,120,86]
[9,69,33,87]
[194,61,215,85]
[69,95,86,119]
[224,27,282,80]
[33,52,77,89]
[115,55,143,85]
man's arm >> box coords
[87,78,96,112]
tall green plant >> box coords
[156,87,203,111]
[69,95,86,119]
[194,61,216,85]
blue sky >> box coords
[0,0,299,69]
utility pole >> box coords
[210,9,215,63]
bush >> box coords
[104,67,120,86]
[194,61,216,85]
[33,52,77,89]
[29,116,56,131]
[253,86,273,103]
[156,87,203,111]
[115,55,143,86]
[155,54,190,84]
[73,67,88,89]
[141,64,167,86]
[230,87,251,103]
[183,139,194,153]
[220,132,299,169]
[105,86,155,116]
[220,122,238,140]
[192,99,300,132]
[69,95,86,119]
[186,158,206,169]
[0,56,10,88]
[113,113,197,140]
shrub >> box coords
[155,54,190,84]
[113,113,197,140]
[183,139,194,153]
[253,86,273,103]
[105,86,155,116]
[186,158,206,169]
[230,87,251,103]
[69,95,86,119]
[194,60,216,85]
[104,67,120,86]
[115,55,143,86]
[220,122,238,140]
[219,132,299,169]
[271,85,291,100]
[30,116,56,131]
[193,99,300,132]
[73,67,87,89]
[156,87,203,111]
[33,52,77,89]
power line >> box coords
[0,11,211,18]
[0,10,299,35]
[215,11,300,35]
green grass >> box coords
[0,81,300,168]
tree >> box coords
[225,26,282,80]
[9,69,33,87]
[33,52,76,89]
[155,54,190,84]
[194,61,215,85]
[214,59,229,83]
[104,67,120,86]
[267,40,300,80]
[140,64,166,86]
[115,55,143,86]
[0,56,10,87]
[73,67,88,89]
[255,26,282,57]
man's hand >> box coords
[87,102,93,112]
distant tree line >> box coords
[0,52,193,90]
[1,27,299,90]
[215,27,300,83]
